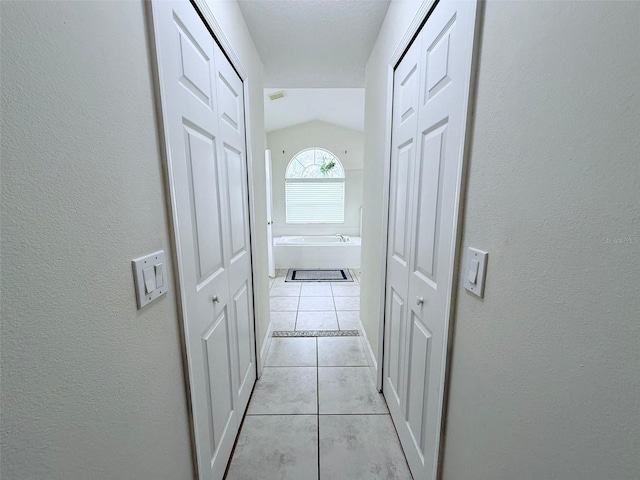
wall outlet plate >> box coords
[132,250,168,309]
[464,247,488,298]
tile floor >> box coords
[225,269,412,479]
[268,269,363,332]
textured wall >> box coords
[267,120,364,237]
[441,2,640,479]
[0,1,194,479]
[1,0,267,478]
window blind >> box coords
[286,180,345,223]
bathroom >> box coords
[265,88,364,277]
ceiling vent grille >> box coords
[268,90,286,101]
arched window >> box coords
[285,148,345,223]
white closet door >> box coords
[384,1,478,478]
[213,43,256,417]
[383,35,421,432]
[151,2,255,479]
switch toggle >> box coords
[464,248,488,298]
[143,266,156,293]
[467,259,479,284]
[155,263,164,288]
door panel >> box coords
[232,281,254,409]
[224,145,249,261]
[213,42,256,420]
[391,141,414,265]
[413,121,448,282]
[265,150,275,277]
[183,124,225,281]
[387,289,406,404]
[173,13,214,108]
[151,2,256,479]
[383,34,421,429]
[405,313,432,459]
[384,1,478,479]
[202,310,234,454]
[424,15,456,102]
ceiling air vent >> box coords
[268,91,286,101]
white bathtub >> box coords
[274,236,361,269]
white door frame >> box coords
[376,0,482,470]
[147,0,263,471]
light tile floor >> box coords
[269,269,363,332]
[225,270,412,479]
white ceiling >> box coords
[238,0,391,88]
[264,88,364,132]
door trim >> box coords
[146,0,261,475]
[378,0,483,477]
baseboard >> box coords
[358,321,379,387]
[257,317,274,379]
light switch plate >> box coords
[132,250,168,309]
[464,247,488,298]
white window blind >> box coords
[286,180,345,223]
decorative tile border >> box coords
[272,330,360,337]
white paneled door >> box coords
[384,1,478,478]
[151,2,256,479]
[265,150,275,278]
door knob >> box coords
[416,296,424,305]
[212,295,219,303]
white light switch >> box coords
[464,247,488,298]
[142,266,156,293]
[155,263,164,288]
[467,259,479,284]
[132,250,168,309]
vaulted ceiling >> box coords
[264,88,364,132]
[237,0,391,88]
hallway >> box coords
[225,270,412,479]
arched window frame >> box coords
[285,148,345,224]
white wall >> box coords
[267,120,364,237]
[442,2,640,479]
[0,1,266,478]
[362,1,640,479]
[0,2,193,478]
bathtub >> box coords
[274,236,361,269]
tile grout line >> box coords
[316,336,320,480]
[293,295,300,331]
[331,286,339,331]
[333,286,341,331]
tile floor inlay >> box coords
[273,330,359,337]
